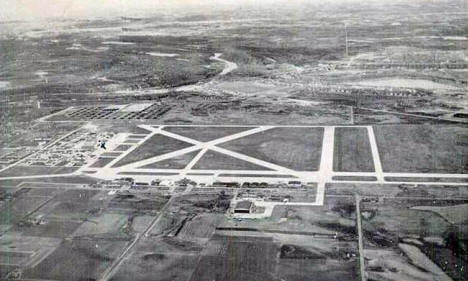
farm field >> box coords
[23,239,128,281]
[374,125,468,173]
[11,219,82,238]
[333,127,374,172]
[220,127,324,171]
[190,235,278,281]
[361,198,468,280]
[0,193,52,224]
[277,241,359,281]
[71,212,130,239]
[110,249,199,281]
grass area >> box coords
[163,126,253,142]
[138,149,201,169]
[374,125,468,173]
[220,127,323,171]
[89,157,114,168]
[332,176,377,181]
[101,152,122,157]
[114,144,133,151]
[412,204,468,225]
[361,200,452,247]
[218,173,297,178]
[385,177,468,183]
[130,215,155,233]
[333,127,375,172]
[0,166,78,177]
[118,172,179,176]
[192,150,271,170]
[112,134,193,167]
[123,139,140,144]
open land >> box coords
[0,0,467,280]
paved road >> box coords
[98,195,174,281]
[355,195,366,281]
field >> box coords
[385,177,468,183]
[265,197,357,236]
[190,235,279,281]
[0,193,52,224]
[192,150,271,170]
[23,239,128,281]
[374,125,468,173]
[333,127,374,172]
[130,215,155,233]
[412,204,468,225]
[101,152,122,157]
[112,134,193,167]
[0,234,61,268]
[37,189,103,220]
[89,157,115,168]
[139,149,200,169]
[332,176,377,181]
[114,144,133,151]
[71,212,130,239]
[163,126,252,142]
[0,166,78,177]
[108,192,169,212]
[361,198,467,280]
[277,243,359,281]
[11,219,82,238]
[220,127,324,171]
[110,248,199,281]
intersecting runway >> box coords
[2,124,468,207]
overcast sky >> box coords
[0,0,453,21]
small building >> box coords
[288,181,302,188]
[234,200,255,214]
[213,181,239,188]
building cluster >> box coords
[23,130,114,167]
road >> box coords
[98,195,175,281]
[355,195,366,281]
[210,53,238,75]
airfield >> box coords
[0,121,467,281]
[1,0,467,280]
[2,123,466,197]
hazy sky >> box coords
[0,0,455,21]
